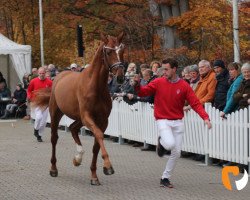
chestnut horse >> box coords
[34,32,125,185]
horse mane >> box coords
[31,87,51,109]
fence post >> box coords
[248,107,250,175]
[205,103,212,166]
[65,126,69,132]
[118,135,124,145]
[81,127,86,136]
[143,141,149,149]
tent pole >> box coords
[7,55,10,87]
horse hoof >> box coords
[73,158,81,167]
[91,178,101,186]
[50,170,58,177]
[103,166,115,175]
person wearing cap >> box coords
[133,58,212,188]
[213,59,230,111]
[70,63,78,71]
[0,83,27,119]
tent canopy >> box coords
[0,33,32,84]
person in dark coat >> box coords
[233,62,250,110]
[0,83,27,119]
[0,71,7,87]
[213,60,230,111]
[0,82,11,117]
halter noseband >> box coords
[103,43,125,71]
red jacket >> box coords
[27,77,52,100]
[135,77,209,120]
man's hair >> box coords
[241,62,250,72]
[139,63,150,69]
[198,60,211,68]
[227,62,241,73]
[143,69,153,77]
[162,58,178,69]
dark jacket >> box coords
[213,69,230,111]
[233,79,250,110]
[13,88,27,105]
[108,76,124,96]
[0,87,11,99]
[138,76,156,104]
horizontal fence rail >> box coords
[31,100,250,167]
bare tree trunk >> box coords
[21,20,26,44]
[171,0,182,48]
[149,0,189,50]
[159,4,175,49]
[179,0,189,14]
[31,0,36,36]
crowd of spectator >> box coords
[0,63,85,120]
[1,59,249,121]
[1,59,250,165]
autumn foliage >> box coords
[0,0,249,68]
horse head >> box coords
[101,32,125,75]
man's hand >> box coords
[183,105,191,112]
[220,111,227,119]
[126,93,134,100]
[204,119,212,129]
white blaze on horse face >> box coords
[115,46,121,62]
[75,144,84,164]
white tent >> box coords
[0,33,31,92]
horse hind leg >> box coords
[49,98,63,177]
[69,121,84,167]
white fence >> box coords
[31,100,250,167]
[106,101,250,166]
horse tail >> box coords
[31,87,51,109]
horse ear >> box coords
[117,32,125,43]
[100,33,108,44]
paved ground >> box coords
[0,119,249,200]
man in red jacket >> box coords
[133,58,212,188]
[27,67,52,142]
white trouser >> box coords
[156,119,184,179]
[34,107,49,136]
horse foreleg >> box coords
[69,121,84,166]
[90,138,101,185]
[49,98,63,177]
[83,116,114,176]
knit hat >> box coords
[189,65,199,73]
[213,60,225,69]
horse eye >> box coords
[106,49,112,55]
